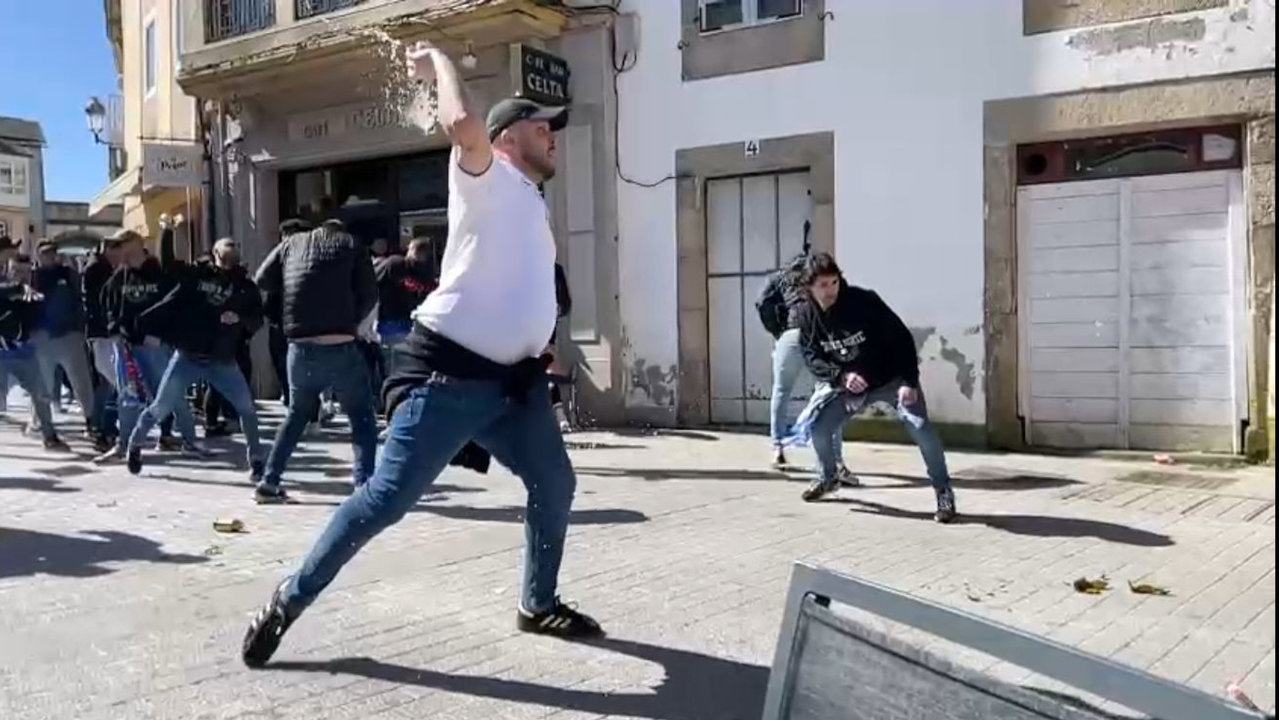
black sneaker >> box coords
[771,447,788,469]
[249,461,265,485]
[517,598,604,639]
[126,447,143,475]
[935,488,958,524]
[43,436,71,452]
[241,580,298,668]
[205,423,231,439]
[254,484,292,505]
[802,477,839,502]
[91,433,113,453]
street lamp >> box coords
[84,97,107,144]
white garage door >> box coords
[1018,170,1247,452]
[707,171,813,425]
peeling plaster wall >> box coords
[614,0,1274,428]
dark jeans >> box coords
[281,377,575,615]
[261,342,377,488]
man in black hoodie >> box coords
[1,268,71,451]
[124,235,264,478]
[795,252,957,522]
[94,224,203,463]
[82,237,125,450]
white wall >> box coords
[614,0,1275,425]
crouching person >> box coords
[794,252,957,523]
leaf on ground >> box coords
[1073,576,1110,595]
[1128,580,1172,596]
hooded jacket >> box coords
[796,279,921,390]
[101,228,179,343]
[81,252,114,339]
[139,262,263,362]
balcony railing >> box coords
[104,94,125,147]
[296,0,366,20]
[205,0,276,43]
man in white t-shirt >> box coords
[241,40,601,668]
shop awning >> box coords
[88,165,140,217]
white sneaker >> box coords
[93,448,124,465]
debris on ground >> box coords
[212,518,246,533]
[1128,580,1172,596]
[203,545,224,557]
[1073,576,1110,595]
[1226,682,1262,711]
[1153,454,1177,465]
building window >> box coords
[699,0,801,32]
[0,160,28,195]
[144,16,158,96]
[0,219,8,237]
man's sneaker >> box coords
[156,436,183,452]
[935,488,958,524]
[126,447,143,475]
[517,598,604,639]
[181,442,214,459]
[249,461,265,485]
[771,447,788,469]
[93,447,124,465]
[91,433,113,453]
[241,580,299,668]
[42,436,71,452]
[254,484,292,505]
[835,465,861,488]
[802,477,839,503]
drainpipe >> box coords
[197,97,218,248]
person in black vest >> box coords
[794,252,957,522]
[123,235,263,477]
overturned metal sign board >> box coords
[763,563,1270,720]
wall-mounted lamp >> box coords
[84,97,107,145]
[460,40,478,69]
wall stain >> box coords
[627,358,678,407]
[938,336,978,401]
[910,326,936,354]
[1067,17,1206,56]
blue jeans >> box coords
[0,350,57,441]
[811,379,952,492]
[113,340,198,451]
[282,376,575,615]
[771,329,843,464]
[128,351,264,465]
[261,342,377,488]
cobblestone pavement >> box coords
[0,399,1274,719]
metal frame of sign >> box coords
[763,562,1269,720]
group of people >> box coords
[7,41,959,670]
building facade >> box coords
[178,0,625,410]
[0,117,49,245]
[45,201,126,252]
[92,0,208,258]
[614,0,1275,459]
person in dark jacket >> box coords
[0,275,71,451]
[794,252,956,522]
[201,239,255,437]
[756,243,854,483]
[94,223,203,463]
[252,218,378,502]
[124,235,264,478]
[82,238,125,449]
[30,241,96,438]
[374,237,438,377]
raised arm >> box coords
[406,41,492,176]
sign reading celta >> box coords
[512,44,571,107]
[141,143,205,188]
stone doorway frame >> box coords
[983,72,1275,457]
[673,132,836,427]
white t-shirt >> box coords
[411,149,558,365]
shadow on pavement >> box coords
[419,505,649,526]
[842,499,1174,547]
[563,440,647,451]
[606,427,722,442]
[0,527,206,579]
[0,476,82,493]
[270,637,767,720]
[575,466,788,482]
[868,472,1082,491]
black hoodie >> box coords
[796,281,921,390]
[0,281,43,352]
[81,252,114,339]
[139,260,263,363]
[101,228,179,343]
